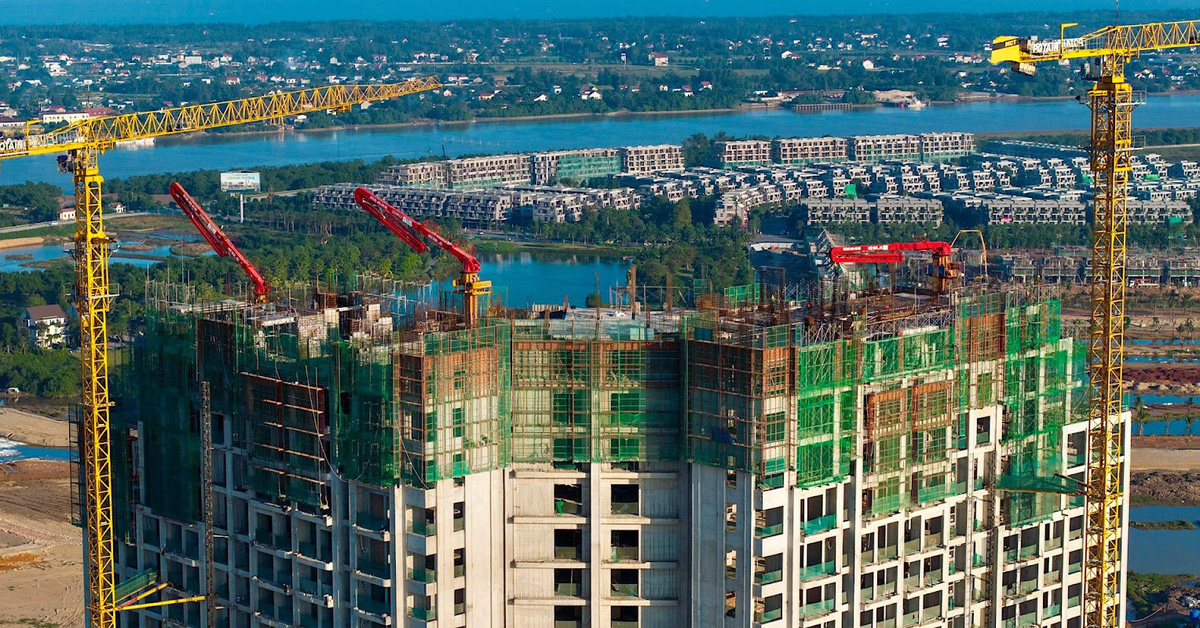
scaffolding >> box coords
[509,319,680,465]
[118,278,1087,535]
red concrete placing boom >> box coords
[169,182,271,303]
[353,187,490,325]
[829,239,956,294]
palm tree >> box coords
[1133,395,1149,437]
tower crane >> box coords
[0,76,441,628]
[829,239,957,295]
[169,182,271,303]
[353,187,491,326]
[990,19,1200,628]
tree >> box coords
[673,198,692,227]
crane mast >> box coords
[169,183,271,302]
[0,77,440,628]
[990,19,1200,628]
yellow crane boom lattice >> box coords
[0,76,440,628]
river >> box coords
[6,94,1200,190]
[1130,506,1200,575]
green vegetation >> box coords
[1127,572,1195,617]
[0,182,64,224]
[0,350,79,398]
[1129,520,1197,530]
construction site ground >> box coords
[0,409,80,627]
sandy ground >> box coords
[0,237,45,251]
[0,408,69,448]
[1131,445,1200,472]
[0,460,83,627]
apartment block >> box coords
[313,183,514,224]
[802,198,872,225]
[531,149,623,185]
[377,161,447,188]
[1126,199,1194,225]
[107,274,1121,628]
[849,135,921,163]
[872,196,945,225]
[444,154,533,189]
[772,137,849,165]
[621,144,685,175]
[918,132,975,162]
[716,140,773,169]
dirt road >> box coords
[0,460,83,627]
[1131,445,1200,472]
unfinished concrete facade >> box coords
[108,276,1123,628]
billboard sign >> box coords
[220,171,261,193]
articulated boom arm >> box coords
[830,240,952,264]
[354,187,480,272]
[0,77,441,161]
[169,183,270,301]
[991,19,1200,70]
[353,189,431,254]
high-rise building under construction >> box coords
[106,274,1126,628]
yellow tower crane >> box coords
[0,76,441,628]
[990,20,1200,628]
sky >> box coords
[2,0,1200,24]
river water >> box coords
[1129,506,1200,575]
[6,94,1200,190]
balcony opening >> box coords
[454,548,465,578]
[611,605,639,628]
[554,528,582,561]
[409,506,435,536]
[554,568,583,596]
[611,484,639,515]
[554,605,582,628]
[554,483,583,515]
[454,588,465,616]
[611,529,639,562]
[453,501,465,531]
[610,568,638,597]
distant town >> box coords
[3,11,1200,130]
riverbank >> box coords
[161,90,1200,146]
[0,409,68,449]
[474,238,637,257]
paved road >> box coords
[0,212,152,236]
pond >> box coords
[1129,506,1200,576]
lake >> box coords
[0,238,213,272]
[0,437,69,463]
[6,94,1200,191]
[1129,506,1200,576]
[444,251,629,308]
